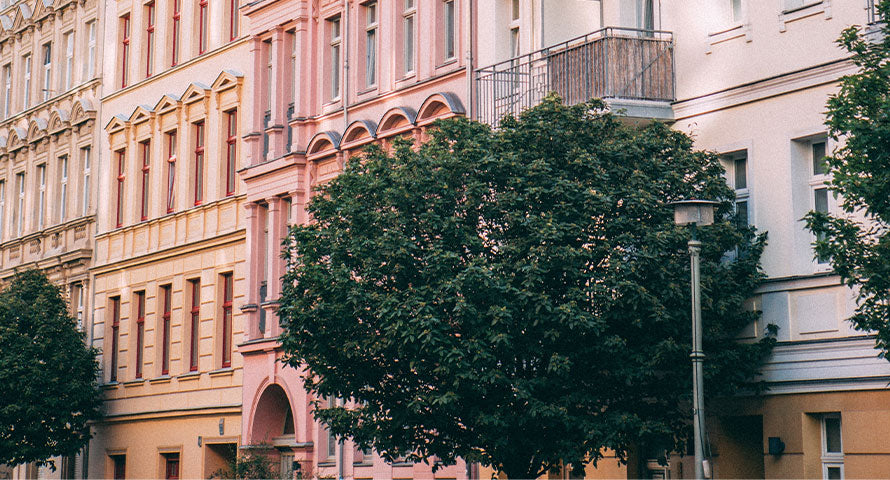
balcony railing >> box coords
[475,27,674,127]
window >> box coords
[81,147,91,216]
[36,164,46,230]
[58,155,68,223]
[443,0,456,60]
[140,141,150,221]
[160,284,172,375]
[62,32,73,91]
[110,297,121,382]
[225,111,237,196]
[329,16,341,99]
[0,180,5,240]
[166,131,176,213]
[85,21,97,79]
[722,151,749,227]
[403,0,416,74]
[111,454,125,480]
[121,14,130,88]
[23,54,31,109]
[2,64,10,118]
[509,0,520,57]
[41,43,51,101]
[784,0,819,12]
[188,279,200,372]
[729,0,743,24]
[198,0,209,54]
[228,0,239,41]
[322,397,337,460]
[809,139,831,265]
[171,0,181,66]
[365,3,377,87]
[263,40,272,158]
[221,272,233,368]
[821,414,843,479]
[14,173,24,236]
[116,150,126,228]
[193,121,205,205]
[71,282,84,331]
[164,453,180,480]
[145,2,155,78]
[134,291,145,379]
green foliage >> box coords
[211,449,279,480]
[279,95,774,478]
[806,3,890,357]
[0,270,101,467]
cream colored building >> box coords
[0,0,103,478]
[86,0,249,478]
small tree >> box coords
[279,96,774,478]
[806,3,890,357]
[0,270,101,467]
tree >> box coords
[0,270,101,467]
[279,95,775,478]
[806,3,890,358]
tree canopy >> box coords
[806,4,890,358]
[0,270,101,467]
[279,95,774,478]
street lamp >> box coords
[670,199,718,480]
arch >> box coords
[306,131,341,156]
[71,98,95,125]
[416,92,466,124]
[341,119,377,145]
[27,118,48,143]
[48,108,70,134]
[378,106,417,134]
[249,383,296,445]
[7,127,26,151]
[212,69,243,92]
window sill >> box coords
[177,371,201,381]
[101,381,120,390]
[706,23,750,51]
[122,378,145,387]
[779,1,830,31]
[353,462,374,467]
[436,57,458,69]
[357,86,378,96]
[149,375,172,384]
[209,367,235,377]
[317,461,336,467]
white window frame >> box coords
[63,32,74,91]
[59,155,68,223]
[86,20,97,80]
[0,180,6,240]
[329,16,342,100]
[403,0,417,75]
[15,173,24,236]
[2,64,10,118]
[444,0,456,61]
[808,137,833,270]
[365,3,378,87]
[37,164,46,229]
[821,413,843,480]
[722,150,751,227]
[509,0,520,58]
[42,43,52,101]
[81,147,91,216]
[23,54,31,109]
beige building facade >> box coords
[86,0,249,477]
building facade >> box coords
[86,0,250,478]
[238,0,470,477]
[0,0,103,478]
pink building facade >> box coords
[239,0,470,477]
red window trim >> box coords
[221,273,233,368]
[135,291,145,379]
[121,14,130,88]
[166,131,176,213]
[189,279,200,372]
[225,111,236,196]
[161,284,171,376]
[194,121,204,206]
[140,141,150,221]
[228,0,238,41]
[116,150,125,228]
[171,0,181,67]
[110,297,121,382]
[146,1,155,78]
[198,0,208,54]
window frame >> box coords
[443,0,456,62]
[198,0,209,55]
[23,53,31,109]
[134,290,146,379]
[808,137,832,268]
[328,16,342,100]
[41,42,51,101]
[36,163,46,230]
[81,146,91,216]
[145,1,156,78]
[2,64,10,118]
[58,154,68,223]
[140,140,151,221]
[14,172,24,236]
[402,0,417,76]
[62,31,74,91]
[193,121,205,206]
[121,14,131,88]
[0,180,5,241]
[159,284,172,376]
[116,149,126,228]
[820,413,843,479]
[364,3,378,88]
[228,0,239,41]
[166,131,177,213]
[221,272,233,368]
[110,296,121,382]
[188,278,200,372]
[171,0,181,66]
[225,111,237,196]
[86,20,97,80]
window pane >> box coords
[731,0,742,22]
[825,417,842,453]
[814,188,829,213]
[827,466,841,480]
[813,141,827,175]
[735,200,748,227]
[512,0,520,20]
[734,157,747,190]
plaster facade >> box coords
[86,0,250,477]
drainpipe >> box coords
[466,0,475,119]
[343,0,350,133]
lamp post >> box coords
[670,199,718,480]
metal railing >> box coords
[475,27,674,127]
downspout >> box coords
[343,0,350,132]
[466,0,475,119]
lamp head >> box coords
[670,199,719,226]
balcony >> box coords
[474,27,675,127]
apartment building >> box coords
[239,0,469,477]
[0,0,102,478]
[86,0,249,478]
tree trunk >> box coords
[500,457,540,480]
